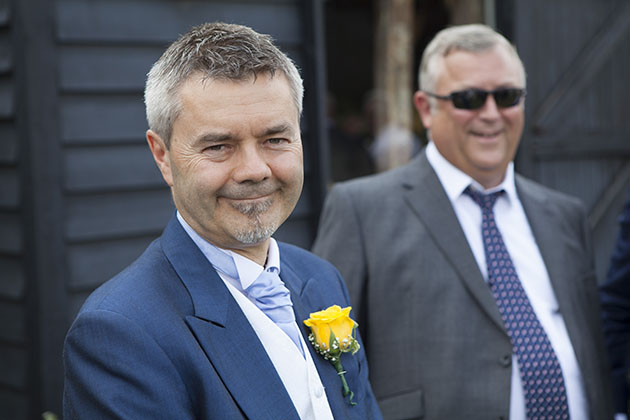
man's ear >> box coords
[146,130,173,187]
[413,91,434,130]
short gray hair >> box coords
[418,24,526,94]
[144,22,304,147]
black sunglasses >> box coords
[424,88,526,110]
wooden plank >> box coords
[0,167,19,209]
[65,189,174,241]
[0,254,25,301]
[59,44,304,92]
[531,133,630,159]
[0,389,28,420]
[65,185,311,242]
[0,76,14,118]
[0,0,9,27]
[60,94,146,143]
[274,216,313,249]
[59,45,163,92]
[0,212,22,254]
[56,0,300,45]
[0,344,27,388]
[0,32,11,74]
[530,3,630,132]
[0,123,17,163]
[0,300,26,342]
[64,144,163,192]
[67,235,159,291]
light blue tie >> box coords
[465,186,569,420]
[205,244,304,356]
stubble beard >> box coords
[229,198,278,244]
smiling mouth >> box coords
[470,129,502,138]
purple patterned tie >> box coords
[464,186,570,420]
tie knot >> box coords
[464,186,504,210]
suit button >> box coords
[499,354,511,367]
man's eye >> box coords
[268,138,287,145]
[206,144,226,151]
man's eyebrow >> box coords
[192,132,232,146]
[258,123,296,138]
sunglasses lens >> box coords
[451,89,487,110]
[493,88,524,107]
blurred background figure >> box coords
[313,23,614,420]
[602,190,630,420]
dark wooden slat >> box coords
[0,1,10,27]
[64,144,163,192]
[273,216,313,249]
[65,190,174,241]
[530,2,630,132]
[0,77,14,118]
[0,34,11,74]
[0,255,25,301]
[59,44,304,92]
[0,389,28,420]
[0,300,26,342]
[0,344,27,388]
[60,94,146,143]
[0,124,17,163]
[67,235,159,291]
[0,167,19,208]
[530,133,630,159]
[59,45,163,92]
[56,0,300,45]
[0,212,22,254]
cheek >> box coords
[271,151,303,182]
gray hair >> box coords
[144,22,304,147]
[418,24,526,94]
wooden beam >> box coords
[373,0,415,172]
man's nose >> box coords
[232,144,272,183]
[478,94,501,118]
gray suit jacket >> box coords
[312,151,613,420]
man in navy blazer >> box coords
[602,191,630,417]
[63,22,381,419]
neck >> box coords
[228,240,270,267]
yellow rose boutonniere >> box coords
[304,305,360,405]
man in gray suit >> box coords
[313,24,613,420]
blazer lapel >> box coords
[161,216,300,420]
[401,152,505,330]
[279,256,361,416]
[515,178,589,363]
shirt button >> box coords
[313,384,324,398]
[499,354,511,367]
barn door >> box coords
[504,0,630,281]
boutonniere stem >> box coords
[304,305,360,405]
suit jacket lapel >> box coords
[515,178,588,362]
[161,216,300,420]
[401,152,505,330]
[279,255,360,417]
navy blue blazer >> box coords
[601,194,630,414]
[63,215,382,419]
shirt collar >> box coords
[425,140,517,204]
[176,211,280,290]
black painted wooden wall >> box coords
[3,0,328,417]
[499,0,630,283]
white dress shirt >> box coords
[426,141,589,420]
[177,213,334,420]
